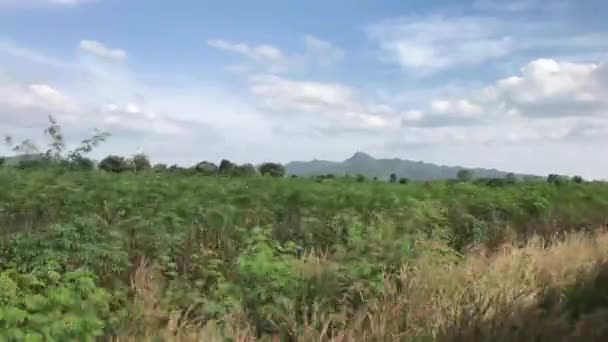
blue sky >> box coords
[1,0,607,178]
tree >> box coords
[356,174,366,182]
[233,163,257,177]
[0,157,4,167]
[457,169,473,182]
[168,164,187,173]
[399,177,409,184]
[131,153,151,172]
[153,163,168,172]
[219,159,236,175]
[547,174,567,184]
[68,156,95,171]
[573,175,584,184]
[98,155,128,173]
[389,173,397,183]
[195,161,219,175]
[5,116,109,170]
[259,162,286,178]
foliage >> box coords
[457,169,473,182]
[548,174,569,184]
[233,163,257,177]
[219,159,236,175]
[573,175,584,184]
[259,162,286,178]
[0,268,111,341]
[389,173,397,183]
[98,155,129,173]
[131,153,151,172]
[195,161,219,175]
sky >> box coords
[0,0,607,178]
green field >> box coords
[2,166,608,341]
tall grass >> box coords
[119,230,608,341]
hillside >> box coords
[286,152,532,180]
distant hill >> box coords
[286,152,536,181]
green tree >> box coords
[573,175,584,184]
[457,169,473,182]
[131,153,151,172]
[259,162,286,178]
[547,174,567,184]
[233,163,257,177]
[0,156,5,167]
[152,163,168,172]
[98,155,128,173]
[195,161,219,175]
[69,155,95,171]
[219,159,236,175]
[399,177,409,184]
[356,174,366,182]
[389,173,397,183]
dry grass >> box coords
[115,230,608,341]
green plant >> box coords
[0,268,111,341]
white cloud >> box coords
[303,35,345,66]
[208,35,344,73]
[0,82,79,114]
[248,74,393,130]
[80,40,127,61]
[366,14,607,74]
[402,58,608,129]
[207,39,288,73]
[367,16,513,73]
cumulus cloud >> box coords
[366,14,607,74]
[404,58,608,128]
[248,74,392,131]
[0,82,79,115]
[80,40,127,61]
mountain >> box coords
[286,152,533,180]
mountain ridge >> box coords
[286,152,536,180]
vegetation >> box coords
[1,118,608,341]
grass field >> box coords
[1,168,608,341]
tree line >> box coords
[1,116,286,177]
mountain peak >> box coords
[347,152,374,162]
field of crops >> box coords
[2,168,608,341]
